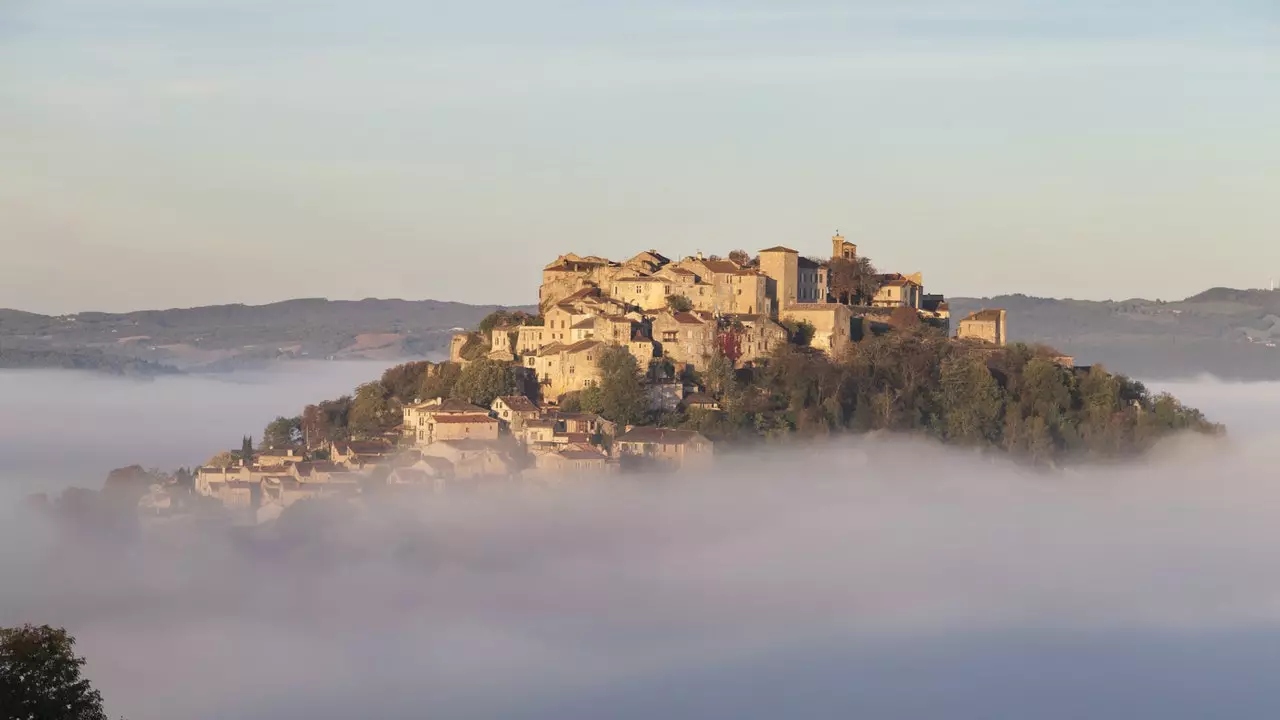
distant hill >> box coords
[950,288,1280,380]
[6,290,1279,380]
[0,298,534,374]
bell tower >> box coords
[832,231,857,261]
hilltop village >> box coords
[141,234,1045,524]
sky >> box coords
[2,0,1278,314]
[5,367,1280,718]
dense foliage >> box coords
[267,329,1218,464]
[664,334,1220,463]
[0,625,110,720]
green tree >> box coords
[417,363,462,402]
[704,350,735,397]
[935,353,1003,444]
[781,320,816,347]
[451,359,517,407]
[665,294,694,313]
[0,625,109,720]
[240,436,254,464]
[262,416,302,448]
[380,362,435,404]
[349,382,393,437]
[595,345,648,426]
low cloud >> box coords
[3,375,1280,718]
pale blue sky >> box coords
[2,0,1277,313]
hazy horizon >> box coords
[3,0,1278,314]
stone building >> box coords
[757,246,800,314]
[781,303,854,357]
[614,427,714,471]
[957,309,1008,346]
[525,339,605,399]
[402,398,497,445]
[651,310,717,368]
[873,273,924,309]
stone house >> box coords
[873,273,924,309]
[957,309,1008,346]
[781,304,854,357]
[724,314,788,364]
[614,427,714,471]
[329,440,394,468]
[554,412,616,437]
[652,310,717,368]
[520,418,558,446]
[402,398,497,445]
[673,256,769,315]
[796,257,828,304]
[531,447,616,479]
[492,395,541,432]
[610,276,674,312]
[525,339,605,400]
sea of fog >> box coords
[4,368,1280,719]
[0,361,400,500]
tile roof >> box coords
[966,309,1006,322]
[495,396,540,413]
[616,427,711,445]
[563,339,603,353]
[701,260,742,274]
[758,246,798,254]
[432,414,498,424]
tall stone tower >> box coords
[832,232,857,261]
[757,246,799,318]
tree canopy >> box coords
[593,345,648,426]
[665,294,693,313]
[262,416,302,448]
[0,625,109,720]
[451,359,518,408]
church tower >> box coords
[832,232,857,261]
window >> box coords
[663,331,678,342]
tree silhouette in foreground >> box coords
[0,625,110,720]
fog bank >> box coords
[0,362,396,499]
[3,375,1280,718]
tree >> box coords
[782,320,816,347]
[240,436,254,464]
[379,362,435,404]
[595,345,648,426]
[205,451,237,468]
[262,416,302,448]
[728,249,752,267]
[665,294,693,313]
[705,350,735,397]
[0,625,109,720]
[417,363,462,403]
[889,306,921,331]
[828,256,880,305]
[451,359,517,408]
[935,353,1004,444]
[349,382,393,437]
[301,396,352,447]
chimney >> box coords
[696,251,704,261]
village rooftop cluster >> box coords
[173,234,1011,523]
